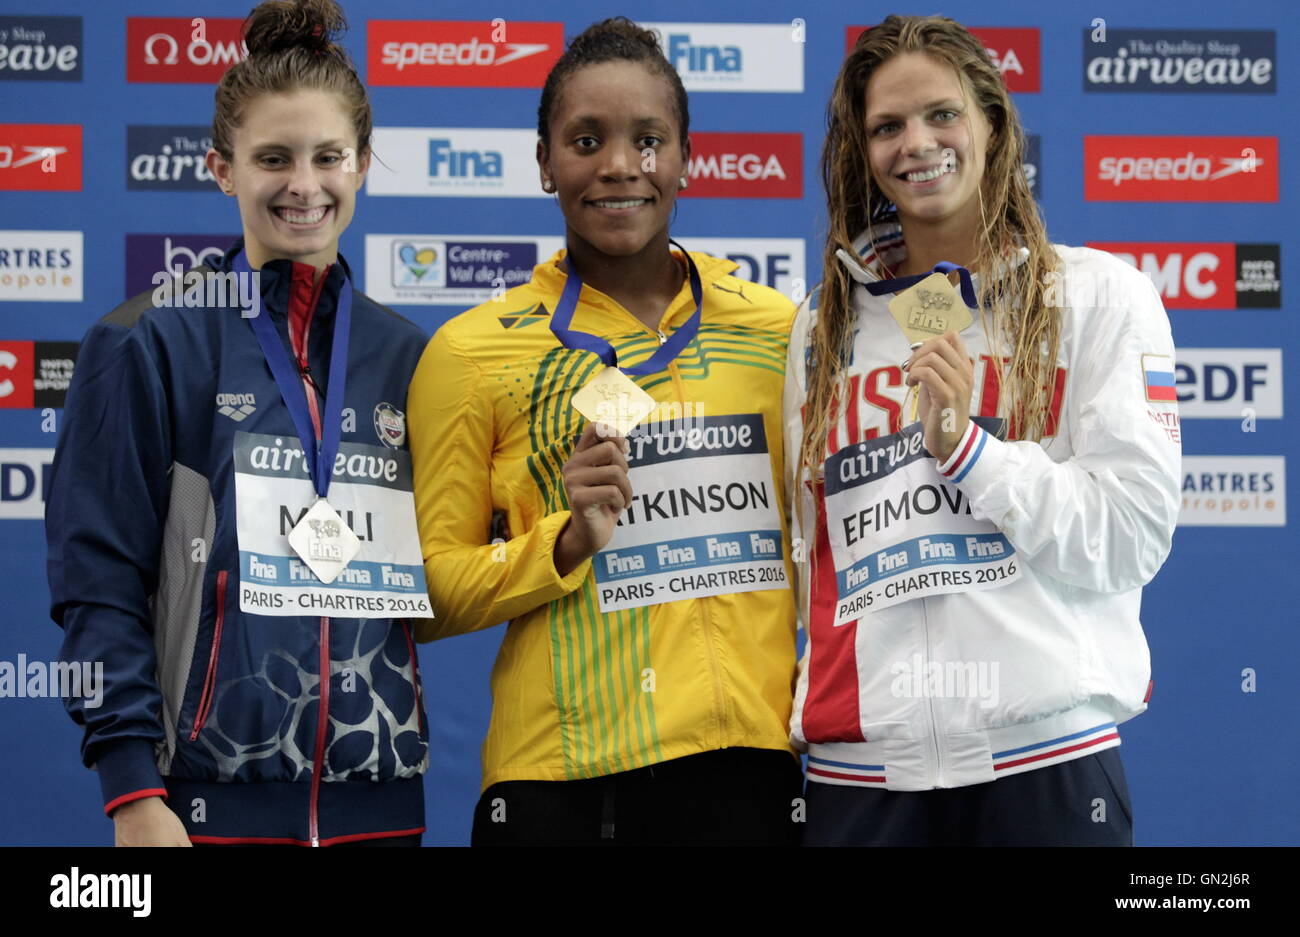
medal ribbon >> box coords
[549,239,704,375]
[235,251,351,500]
[864,261,979,309]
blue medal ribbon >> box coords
[864,260,979,310]
[549,239,704,375]
[235,251,351,500]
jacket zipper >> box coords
[189,571,228,740]
[921,597,945,787]
[309,615,330,847]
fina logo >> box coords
[428,138,502,178]
[662,31,742,73]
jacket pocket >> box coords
[189,570,228,740]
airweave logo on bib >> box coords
[368,20,562,87]
[1084,29,1275,93]
[367,128,543,197]
[642,23,802,92]
[1089,242,1280,309]
[1180,456,1285,526]
[1085,135,1277,202]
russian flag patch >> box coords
[1142,354,1176,402]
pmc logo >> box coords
[1085,135,1277,201]
[126,17,247,83]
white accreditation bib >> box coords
[823,419,1019,624]
[593,413,790,613]
[233,431,433,618]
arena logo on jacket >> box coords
[0,16,82,81]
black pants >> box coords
[803,747,1133,846]
[472,748,804,846]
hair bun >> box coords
[242,0,347,57]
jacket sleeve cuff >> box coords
[937,420,1009,500]
[539,510,594,592]
[96,739,166,816]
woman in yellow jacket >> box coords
[408,18,800,845]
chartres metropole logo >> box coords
[847,25,1041,92]
[368,20,562,87]
[1085,135,1277,202]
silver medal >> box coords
[286,497,360,584]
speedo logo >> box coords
[368,21,562,88]
[216,392,255,421]
[1085,135,1277,202]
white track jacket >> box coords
[784,226,1180,791]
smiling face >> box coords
[205,89,368,270]
[538,60,688,261]
[864,51,992,232]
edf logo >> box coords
[0,448,53,519]
[1175,348,1282,418]
[724,252,791,290]
[428,139,502,178]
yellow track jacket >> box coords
[408,249,798,789]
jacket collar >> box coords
[834,221,1030,290]
[214,237,351,319]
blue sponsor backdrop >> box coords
[0,0,1296,847]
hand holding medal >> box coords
[866,262,978,462]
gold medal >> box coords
[888,272,974,346]
[570,366,657,437]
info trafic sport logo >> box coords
[368,20,562,87]
[1083,28,1275,93]
[1089,242,1280,309]
[126,17,246,83]
[0,340,77,408]
[0,15,82,81]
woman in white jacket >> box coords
[787,14,1180,845]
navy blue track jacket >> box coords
[46,240,431,845]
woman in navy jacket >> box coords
[45,0,431,847]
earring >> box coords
[542,179,555,193]
[678,176,689,190]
